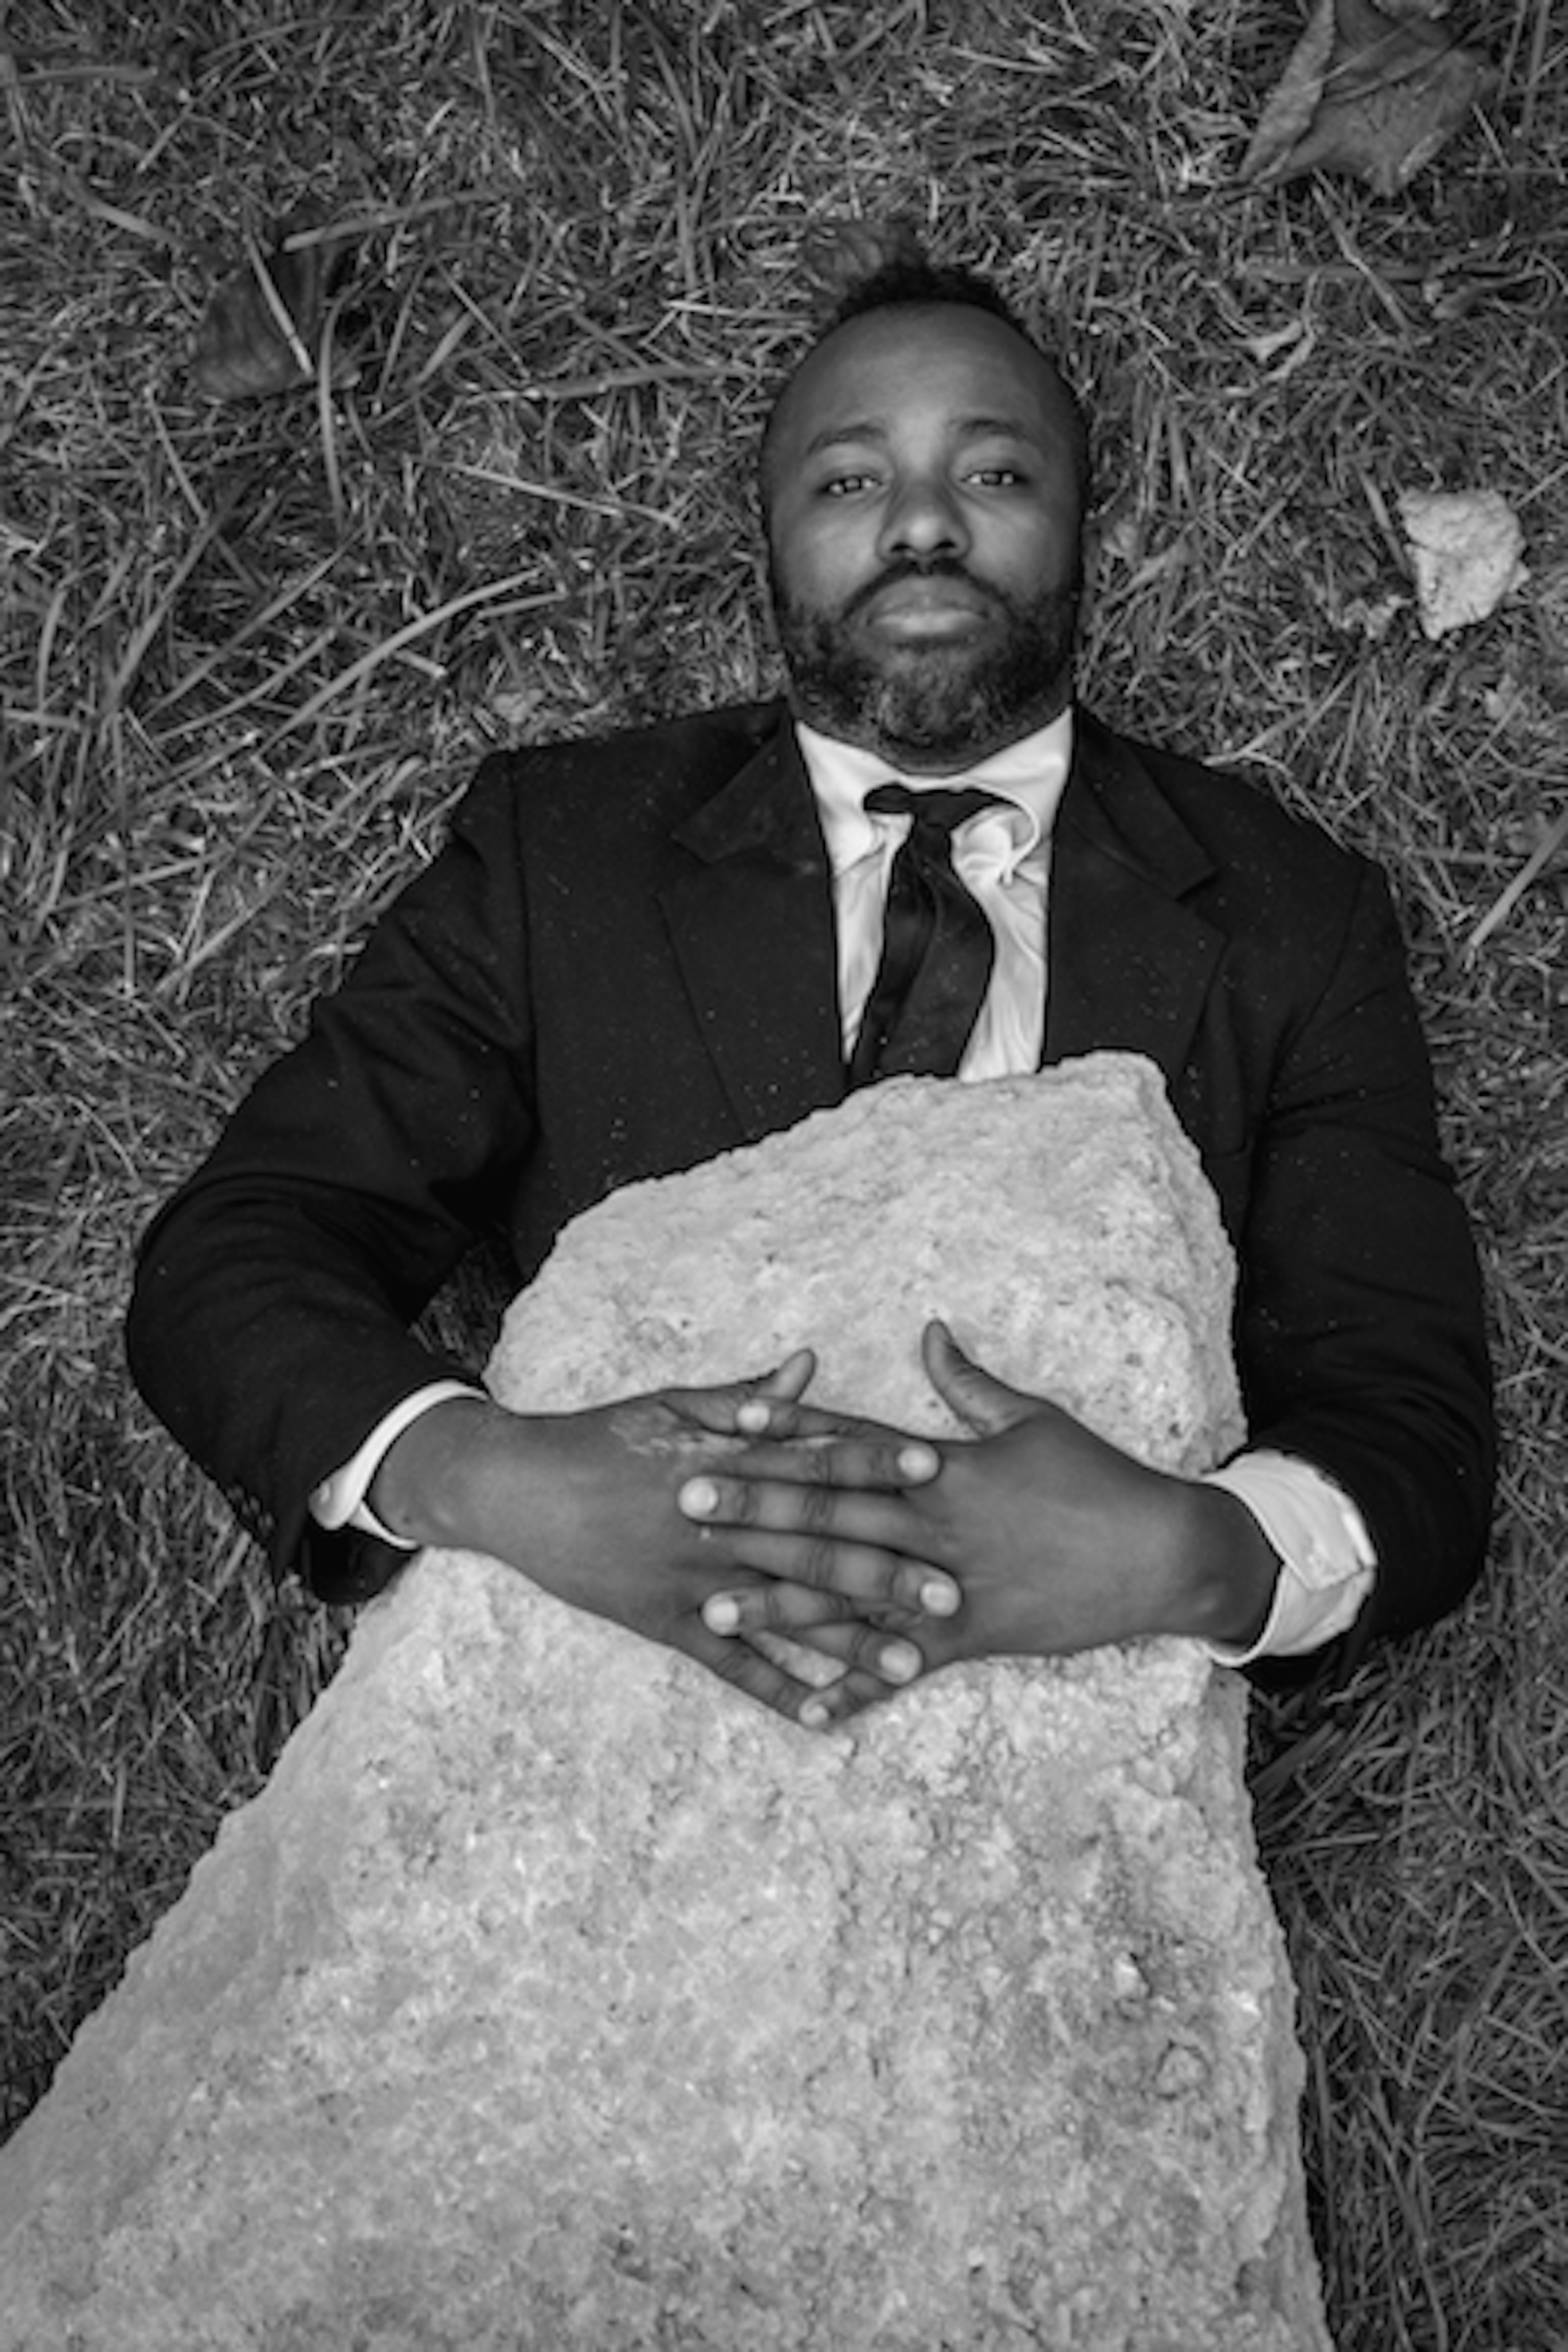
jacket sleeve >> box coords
[1228,857,1494,1675]
[125,762,535,1599]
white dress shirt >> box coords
[314,710,1374,1664]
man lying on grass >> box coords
[128,252,1494,1728]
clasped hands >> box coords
[663,1319,1262,1727]
[378,1319,1276,1732]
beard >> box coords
[771,557,1079,770]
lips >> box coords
[861,576,996,638]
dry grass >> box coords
[3,1,1565,2342]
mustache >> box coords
[840,556,1002,623]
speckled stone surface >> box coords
[0,1057,1333,2350]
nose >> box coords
[877,471,970,564]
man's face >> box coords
[763,305,1085,772]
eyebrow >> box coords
[801,413,1044,458]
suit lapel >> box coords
[1045,718,1223,1084]
[659,721,847,1139]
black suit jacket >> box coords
[126,704,1494,1675]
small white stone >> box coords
[1398,487,1528,639]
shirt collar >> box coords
[795,709,1074,880]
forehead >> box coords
[767,305,1078,477]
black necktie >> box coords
[847,783,1002,1087]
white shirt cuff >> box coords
[309,1380,485,1547]
[1197,1451,1377,1667]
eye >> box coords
[821,470,880,497]
[968,464,1026,488]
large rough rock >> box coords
[0,1056,1334,2350]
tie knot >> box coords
[864,781,1001,836]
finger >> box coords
[668,1351,818,1437]
[681,1462,940,1535]
[685,1491,962,1614]
[732,1391,910,1444]
[777,1620,926,1685]
[702,1586,927,1685]
[685,1463,885,1541]
[756,1348,816,1403]
[727,1416,943,1488]
[796,1665,910,1732]
[687,1624,895,1732]
[921,1317,1037,1437]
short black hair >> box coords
[823,255,1034,342]
[758,254,1089,511]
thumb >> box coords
[922,1319,1037,1437]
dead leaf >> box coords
[192,212,358,400]
[1240,0,1497,196]
[1397,488,1527,638]
[1238,0,1340,178]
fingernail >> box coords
[881,1642,921,1684]
[679,1477,719,1518]
[921,1576,962,1617]
[703,1595,740,1634]
[898,1443,940,1480]
[800,1697,831,1731]
[736,1399,771,1434]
